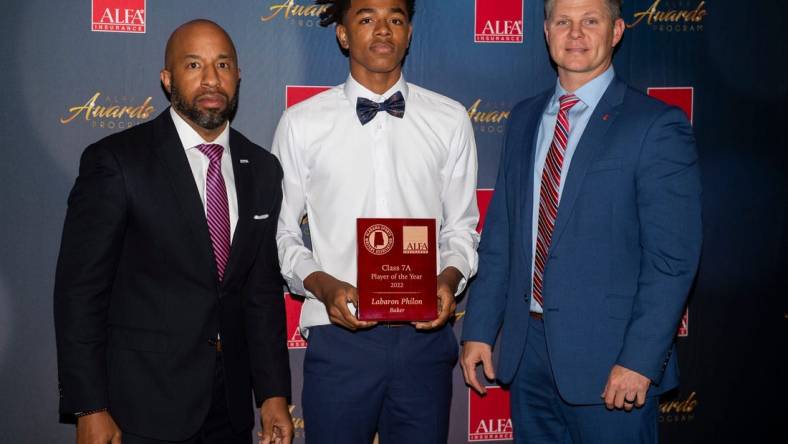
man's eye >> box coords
[585,18,598,25]
[360,17,372,24]
[187,62,199,69]
[218,62,228,69]
[390,18,403,25]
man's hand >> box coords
[258,397,293,444]
[601,364,651,411]
[413,267,461,330]
[304,271,377,330]
[76,411,121,444]
[460,341,496,395]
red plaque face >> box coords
[357,218,437,321]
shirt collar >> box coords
[551,66,615,111]
[169,107,231,152]
[343,73,409,107]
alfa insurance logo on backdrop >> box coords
[627,0,706,33]
[476,189,494,233]
[261,0,328,27]
[474,0,524,43]
[286,85,332,108]
[60,92,155,129]
[647,87,694,124]
[468,386,513,441]
[92,0,146,33]
[647,86,694,337]
[285,293,306,349]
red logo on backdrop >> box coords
[677,308,689,337]
[92,0,146,33]
[647,87,694,124]
[285,85,332,109]
[476,189,494,233]
[468,386,513,441]
[475,0,524,43]
[284,293,307,349]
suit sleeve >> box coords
[616,106,702,384]
[244,158,292,405]
[460,109,517,346]
[53,143,127,414]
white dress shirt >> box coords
[170,107,238,242]
[530,67,615,313]
[273,74,480,330]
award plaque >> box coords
[357,218,437,321]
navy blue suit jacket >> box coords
[461,77,702,404]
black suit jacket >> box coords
[54,110,290,440]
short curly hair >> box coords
[317,0,416,27]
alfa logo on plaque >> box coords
[357,218,437,321]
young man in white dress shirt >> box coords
[272,0,479,442]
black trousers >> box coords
[122,353,252,444]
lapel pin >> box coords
[240,159,250,164]
[602,114,609,121]
[253,214,269,220]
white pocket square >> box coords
[239,159,250,164]
[253,214,269,220]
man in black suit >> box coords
[54,20,292,444]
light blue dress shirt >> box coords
[530,67,615,313]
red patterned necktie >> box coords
[532,94,580,308]
[198,144,231,282]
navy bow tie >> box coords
[356,91,406,125]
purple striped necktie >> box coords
[198,143,231,282]
[532,94,580,308]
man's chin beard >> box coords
[171,87,238,130]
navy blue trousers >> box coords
[510,319,658,444]
[302,324,457,444]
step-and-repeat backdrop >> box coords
[1,1,785,442]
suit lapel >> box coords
[221,130,254,285]
[549,78,627,255]
[151,110,217,279]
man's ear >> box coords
[612,18,625,47]
[336,24,349,50]
[160,69,172,94]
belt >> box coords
[380,322,408,328]
[207,337,223,352]
[529,311,544,321]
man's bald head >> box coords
[164,19,238,71]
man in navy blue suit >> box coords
[460,0,702,442]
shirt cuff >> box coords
[294,258,323,299]
[441,256,471,295]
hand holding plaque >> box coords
[413,266,461,330]
[303,271,377,330]
[357,218,438,321]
